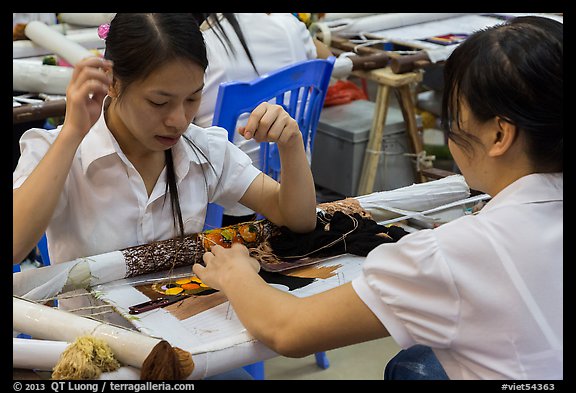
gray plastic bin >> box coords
[311,100,418,196]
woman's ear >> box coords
[107,72,119,98]
[488,117,517,157]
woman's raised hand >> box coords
[63,56,113,139]
[238,102,303,148]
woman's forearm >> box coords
[13,130,83,263]
[276,140,317,232]
[220,268,305,355]
[200,254,390,358]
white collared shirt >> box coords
[352,173,563,379]
[13,109,260,264]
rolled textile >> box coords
[58,13,115,27]
[13,337,69,371]
[24,21,94,65]
[13,28,102,59]
[331,56,354,79]
[13,60,72,95]
[315,13,472,37]
[13,297,194,379]
[355,174,470,222]
[13,337,144,379]
[13,251,126,301]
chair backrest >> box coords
[204,56,336,230]
[213,56,336,179]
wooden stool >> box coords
[353,67,425,195]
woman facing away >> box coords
[193,15,563,380]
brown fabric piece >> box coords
[13,23,28,40]
[174,347,195,378]
[140,340,188,380]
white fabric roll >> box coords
[13,297,162,369]
[13,337,143,379]
[13,338,68,371]
[13,28,102,59]
[331,56,354,79]
[356,174,472,222]
[25,21,94,65]
[12,251,126,302]
[13,60,72,94]
[58,13,115,27]
[321,13,473,37]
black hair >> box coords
[105,13,208,89]
[192,13,259,74]
[104,13,212,239]
[441,16,563,172]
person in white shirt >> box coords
[193,13,332,225]
[13,13,317,269]
[192,16,563,380]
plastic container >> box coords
[311,99,418,196]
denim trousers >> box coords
[384,345,449,380]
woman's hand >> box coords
[62,56,113,140]
[193,243,261,291]
[236,102,316,233]
[238,102,303,149]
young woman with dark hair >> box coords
[193,15,563,380]
[13,13,317,270]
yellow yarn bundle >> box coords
[52,336,121,380]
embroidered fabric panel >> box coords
[119,198,398,276]
[122,236,202,278]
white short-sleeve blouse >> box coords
[352,173,563,379]
[13,107,261,264]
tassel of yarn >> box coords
[52,336,121,380]
[140,340,194,380]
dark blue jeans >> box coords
[384,345,449,380]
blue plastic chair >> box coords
[204,56,336,231]
[36,233,51,266]
[13,233,51,272]
[205,57,336,379]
